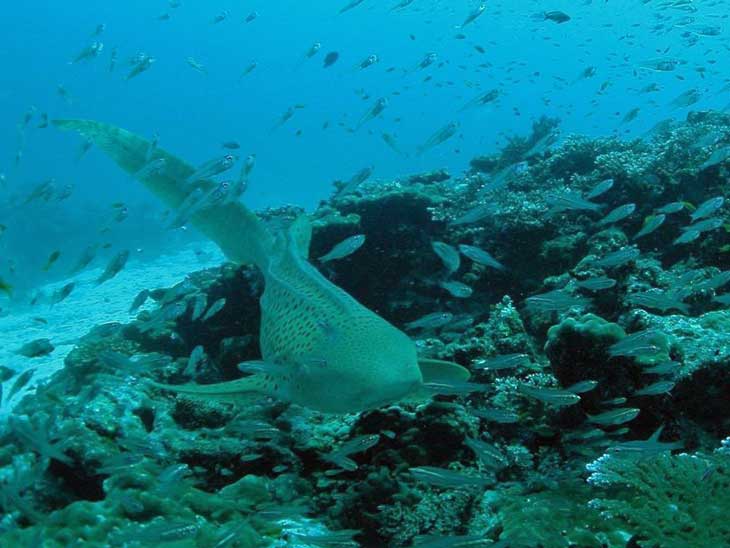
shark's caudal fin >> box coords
[53,119,274,268]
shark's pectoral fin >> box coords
[417,358,470,383]
[398,358,472,406]
[147,374,281,405]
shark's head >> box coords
[293,314,423,414]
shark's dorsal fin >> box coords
[417,358,471,383]
[648,425,665,442]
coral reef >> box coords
[3,111,730,546]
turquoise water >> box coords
[2,2,730,546]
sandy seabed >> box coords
[0,242,225,418]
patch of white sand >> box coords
[0,242,225,419]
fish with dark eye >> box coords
[461,4,486,27]
[70,244,98,274]
[608,329,666,359]
[405,312,454,331]
[42,251,61,272]
[97,250,130,284]
[592,246,640,269]
[576,276,616,291]
[627,289,689,314]
[126,53,155,80]
[473,353,529,371]
[50,282,75,306]
[432,241,460,275]
[304,42,321,60]
[517,383,581,406]
[587,407,640,426]
[212,10,228,24]
[381,132,405,156]
[634,214,666,240]
[318,234,366,263]
[673,229,700,245]
[410,466,491,489]
[339,0,367,14]
[458,244,505,270]
[356,97,388,130]
[184,154,236,184]
[546,191,603,215]
[633,380,676,397]
[323,51,340,68]
[417,121,459,155]
[186,57,207,74]
[335,166,373,197]
[524,289,591,313]
[356,54,379,70]
[321,434,380,471]
[439,280,473,298]
[241,61,257,77]
[464,437,508,470]
[72,41,104,63]
[534,10,571,23]
[244,11,258,23]
[669,88,701,109]
[597,203,636,226]
[690,196,724,222]
[16,338,54,358]
[416,52,438,70]
[391,0,414,10]
[460,88,500,111]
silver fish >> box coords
[576,277,616,291]
[633,380,675,397]
[546,192,603,215]
[473,353,529,371]
[524,289,590,313]
[585,178,614,200]
[432,241,461,275]
[319,234,366,263]
[674,229,700,245]
[439,280,473,299]
[656,201,685,215]
[592,247,640,269]
[470,407,519,424]
[97,250,129,284]
[405,312,454,331]
[627,289,689,314]
[464,437,508,470]
[517,383,581,406]
[417,122,459,155]
[202,298,226,321]
[597,203,636,226]
[458,244,505,270]
[607,425,682,458]
[634,214,666,240]
[566,380,599,393]
[691,196,724,222]
[410,466,491,489]
[609,330,666,358]
[587,407,640,426]
[322,434,380,470]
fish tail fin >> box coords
[52,119,274,268]
[147,375,280,404]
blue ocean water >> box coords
[2,0,726,291]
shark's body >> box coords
[54,119,468,413]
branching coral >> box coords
[587,451,730,547]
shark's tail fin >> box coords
[53,119,274,268]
